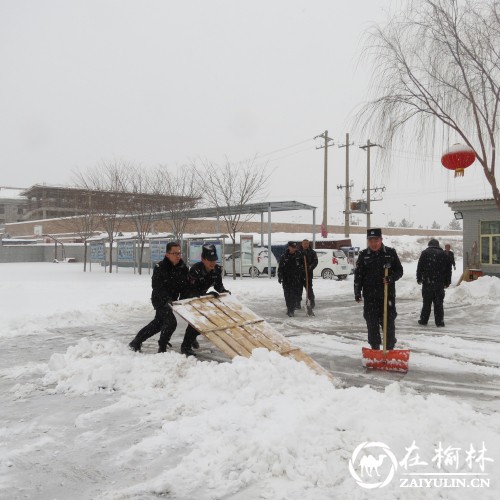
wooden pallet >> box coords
[172,293,333,380]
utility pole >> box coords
[314,130,334,237]
[338,133,354,237]
[359,139,384,229]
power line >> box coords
[252,138,314,160]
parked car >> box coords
[339,246,360,273]
[314,249,352,280]
[223,247,277,277]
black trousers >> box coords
[131,306,177,349]
[181,325,199,350]
[303,275,315,305]
[363,297,397,349]
[282,281,302,312]
[420,285,445,325]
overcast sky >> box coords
[0,0,493,229]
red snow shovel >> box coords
[362,267,410,372]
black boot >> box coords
[157,341,172,353]
[129,340,141,352]
[181,327,198,356]
[191,339,200,349]
[181,345,196,356]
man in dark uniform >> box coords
[278,241,304,317]
[180,243,230,356]
[129,241,188,353]
[416,238,452,327]
[354,228,404,350]
[299,238,318,309]
[444,244,456,271]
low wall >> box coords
[0,244,88,264]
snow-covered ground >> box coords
[1,234,499,499]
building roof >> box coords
[147,201,317,221]
[445,198,497,210]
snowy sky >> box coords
[0,0,494,229]
[1,232,500,498]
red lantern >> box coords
[441,143,476,177]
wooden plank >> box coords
[203,331,240,358]
[212,328,253,357]
[240,324,281,352]
[191,297,237,329]
[174,301,219,332]
[217,294,296,352]
[172,294,334,380]
[228,325,267,352]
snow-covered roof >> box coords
[445,198,497,210]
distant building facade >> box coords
[446,198,500,278]
[0,187,28,226]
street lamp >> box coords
[382,212,391,226]
[404,204,416,226]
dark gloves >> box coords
[383,276,394,284]
[417,280,422,285]
[355,295,362,303]
[207,291,220,298]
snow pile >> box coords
[12,339,500,499]
[448,276,500,306]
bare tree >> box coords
[125,165,162,274]
[357,0,500,208]
[196,158,269,278]
[156,165,203,240]
[124,165,200,273]
[74,161,132,272]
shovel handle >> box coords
[383,267,389,353]
[304,256,309,299]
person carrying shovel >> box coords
[354,228,404,351]
[299,239,318,311]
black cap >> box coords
[367,228,382,239]
[201,244,218,261]
[287,241,297,247]
[428,238,440,247]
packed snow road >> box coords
[3,272,500,413]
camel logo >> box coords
[349,441,398,489]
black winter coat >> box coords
[278,250,304,285]
[445,250,456,269]
[354,245,403,301]
[299,248,318,274]
[416,246,452,288]
[181,261,228,299]
[151,257,189,309]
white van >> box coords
[223,247,277,277]
[314,249,352,280]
